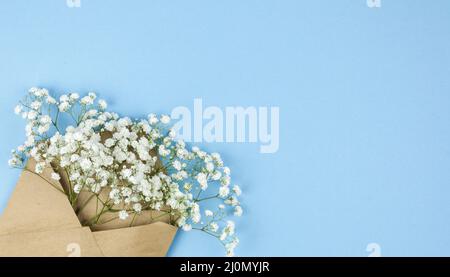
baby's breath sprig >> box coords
[9,87,243,256]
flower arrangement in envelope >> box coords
[1,88,243,257]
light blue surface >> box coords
[1,0,450,256]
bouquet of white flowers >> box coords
[8,87,242,256]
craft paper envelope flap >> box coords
[56,166,172,231]
[54,142,173,232]
[0,159,81,236]
[0,159,178,257]
[0,227,104,257]
[93,222,177,257]
[73,189,171,232]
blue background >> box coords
[1,0,450,256]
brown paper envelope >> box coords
[0,159,178,257]
[93,222,177,257]
[0,227,104,257]
[0,159,81,236]
[76,188,171,231]
[55,156,172,231]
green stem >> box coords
[129,213,137,227]
[195,194,219,202]
[53,110,61,132]
[75,193,97,214]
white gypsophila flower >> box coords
[79,158,92,170]
[121,187,132,197]
[46,96,56,104]
[227,221,235,233]
[70,154,80,162]
[173,160,182,171]
[30,101,41,110]
[211,152,221,162]
[59,101,70,112]
[206,162,214,172]
[11,88,243,257]
[210,222,219,232]
[32,88,48,97]
[234,206,243,217]
[14,105,22,115]
[104,138,115,148]
[204,210,213,217]
[225,237,239,257]
[28,87,39,94]
[85,109,98,118]
[182,224,192,231]
[98,99,107,110]
[51,173,61,181]
[37,124,50,134]
[27,110,37,120]
[183,182,192,192]
[160,114,171,124]
[219,186,230,198]
[133,203,142,213]
[211,171,222,181]
[148,113,158,125]
[69,172,80,181]
[34,163,44,174]
[220,231,227,241]
[60,94,69,102]
[191,203,201,223]
[225,196,239,207]
[226,248,234,257]
[40,115,52,125]
[88,92,97,100]
[121,168,132,179]
[232,185,242,196]
[8,158,17,167]
[118,210,129,220]
[223,167,231,176]
[80,95,93,105]
[25,136,35,147]
[69,93,79,101]
[74,184,82,194]
[196,173,208,190]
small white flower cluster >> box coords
[9,87,243,256]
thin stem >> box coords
[53,110,61,132]
[192,227,228,248]
[94,216,119,226]
[196,194,219,202]
[129,213,137,227]
[75,193,97,214]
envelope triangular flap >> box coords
[0,159,178,257]
[0,227,104,257]
[0,159,81,236]
[93,221,177,257]
[54,142,173,232]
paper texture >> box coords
[0,159,81,236]
[93,222,177,257]
[53,136,171,232]
[0,159,177,257]
[0,227,103,257]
